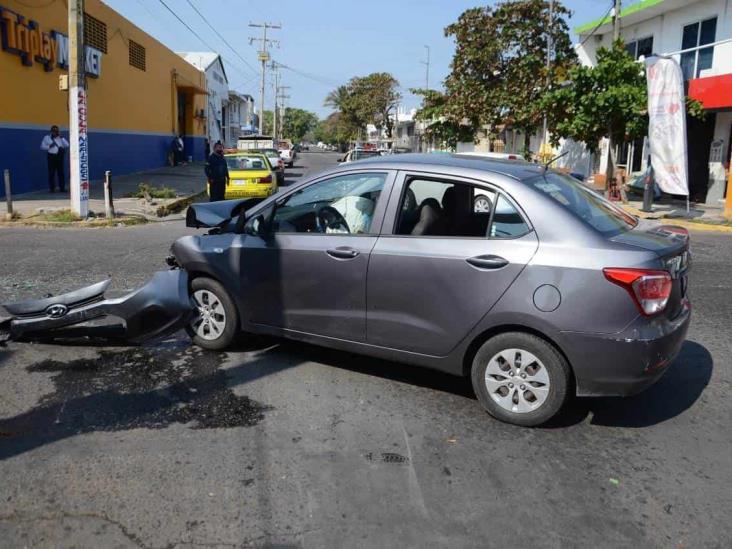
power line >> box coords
[156,0,257,94]
[579,2,615,46]
[184,0,259,75]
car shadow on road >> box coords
[548,340,713,428]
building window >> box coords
[624,36,653,60]
[680,17,717,80]
[129,40,146,71]
[83,13,107,54]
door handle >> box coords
[466,255,509,270]
[326,247,360,260]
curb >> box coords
[0,215,148,229]
[155,190,206,218]
[621,205,732,233]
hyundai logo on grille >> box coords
[45,304,69,318]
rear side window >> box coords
[395,178,529,238]
[490,195,530,237]
[529,172,637,236]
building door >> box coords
[687,112,716,201]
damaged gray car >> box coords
[0,155,692,426]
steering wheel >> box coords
[315,205,350,233]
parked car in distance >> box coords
[279,147,296,168]
[339,149,383,163]
[208,152,278,199]
[175,153,691,427]
[249,148,285,186]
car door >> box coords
[241,170,394,342]
[367,172,538,356]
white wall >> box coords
[577,0,732,76]
[205,60,228,144]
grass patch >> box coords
[130,183,177,199]
[37,209,81,222]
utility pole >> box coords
[613,0,622,41]
[421,45,430,90]
[271,61,279,140]
[277,87,290,140]
[249,22,281,135]
[68,0,89,217]
[541,0,553,159]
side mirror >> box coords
[244,214,268,237]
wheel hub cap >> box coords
[190,289,226,341]
[484,348,550,414]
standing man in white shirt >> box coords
[40,125,69,193]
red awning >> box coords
[688,74,732,110]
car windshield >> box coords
[259,149,279,156]
[527,172,637,237]
[225,156,268,170]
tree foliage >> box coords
[282,107,318,142]
[443,0,576,140]
[323,72,401,139]
[312,112,356,147]
[411,88,473,150]
[541,40,705,152]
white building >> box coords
[226,92,256,148]
[575,0,732,205]
[178,52,229,145]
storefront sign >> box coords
[0,6,102,77]
[645,56,689,196]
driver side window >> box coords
[272,173,387,235]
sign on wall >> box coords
[0,6,102,77]
[645,56,689,196]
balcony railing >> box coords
[660,37,732,81]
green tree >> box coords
[541,40,704,180]
[282,108,319,142]
[324,85,350,111]
[411,88,474,150]
[443,0,576,152]
[347,73,401,138]
[261,110,274,136]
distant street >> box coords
[0,151,730,547]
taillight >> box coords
[259,174,272,183]
[603,268,673,316]
[508,155,517,160]
[278,159,284,169]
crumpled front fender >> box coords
[0,270,194,344]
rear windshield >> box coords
[351,150,381,160]
[225,156,268,170]
[528,172,637,237]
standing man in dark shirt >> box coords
[205,141,228,202]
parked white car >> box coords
[279,148,296,168]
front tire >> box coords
[186,277,238,350]
[471,332,570,426]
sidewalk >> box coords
[5,162,207,219]
[621,194,732,232]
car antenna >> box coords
[542,150,569,172]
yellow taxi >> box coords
[207,152,278,199]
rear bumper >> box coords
[564,302,691,397]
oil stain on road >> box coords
[0,342,270,460]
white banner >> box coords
[645,56,689,196]
[69,86,89,217]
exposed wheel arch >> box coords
[463,324,576,394]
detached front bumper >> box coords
[0,270,194,344]
[565,302,691,397]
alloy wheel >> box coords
[190,289,227,341]
[484,348,550,413]
[474,196,492,213]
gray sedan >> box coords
[172,153,691,426]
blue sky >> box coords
[103,0,612,118]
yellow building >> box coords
[0,0,207,195]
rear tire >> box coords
[471,332,570,426]
[185,277,238,351]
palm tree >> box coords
[324,85,350,111]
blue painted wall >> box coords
[0,127,205,197]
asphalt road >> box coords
[0,151,730,548]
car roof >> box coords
[339,152,546,181]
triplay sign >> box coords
[0,5,102,77]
